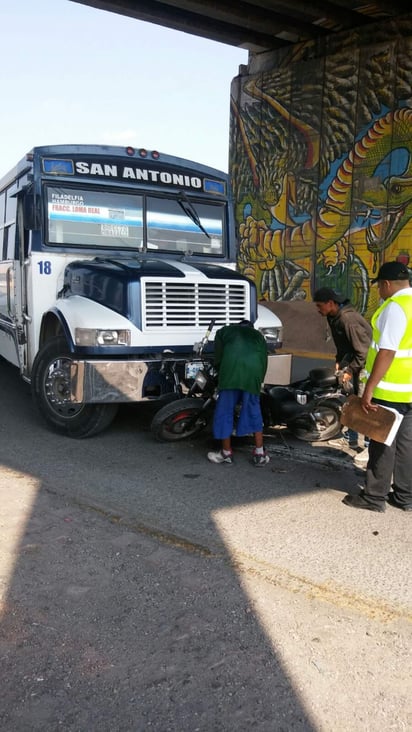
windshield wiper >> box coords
[177,192,210,239]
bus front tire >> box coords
[31,337,118,438]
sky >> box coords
[0,0,248,179]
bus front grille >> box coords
[142,280,249,329]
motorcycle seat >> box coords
[266,385,294,401]
[309,367,337,388]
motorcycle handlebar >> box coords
[193,319,216,356]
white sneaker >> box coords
[328,436,358,449]
[353,447,369,467]
[252,450,270,466]
[207,450,233,464]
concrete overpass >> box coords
[71,0,410,52]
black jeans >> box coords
[364,402,412,508]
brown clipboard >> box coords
[340,395,397,443]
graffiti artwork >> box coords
[230,21,412,317]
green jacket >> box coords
[214,324,268,395]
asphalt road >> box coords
[0,357,411,731]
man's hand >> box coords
[336,368,353,393]
[360,349,396,414]
[361,383,378,413]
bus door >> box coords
[0,192,28,370]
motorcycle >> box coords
[150,322,349,443]
[259,369,349,442]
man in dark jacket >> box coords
[313,287,372,449]
[207,320,269,466]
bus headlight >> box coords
[259,326,283,350]
[75,328,131,346]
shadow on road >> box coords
[0,359,318,730]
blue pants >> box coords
[213,389,263,440]
[345,428,369,446]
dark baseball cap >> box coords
[313,287,346,304]
[239,319,254,327]
[371,261,410,283]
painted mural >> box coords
[229,17,412,318]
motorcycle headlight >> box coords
[75,328,131,346]
[259,326,283,350]
[194,370,207,388]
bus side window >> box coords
[5,190,16,224]
[0,192,4,259]
[4,190,17,260]
[5,224,17,259]
[0,222,20,260]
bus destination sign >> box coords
[41,157,226,195]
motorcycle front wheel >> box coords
[289,401,341,442]
[151,398,209,442]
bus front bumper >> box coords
[70,358,187,403]
[70,353,292,404]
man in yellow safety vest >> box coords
[342,260,412,512]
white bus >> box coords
[0,144,287,437]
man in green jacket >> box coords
[207,320,270,466]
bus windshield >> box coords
[47,186,225,255]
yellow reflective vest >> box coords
[364,292,412,402]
